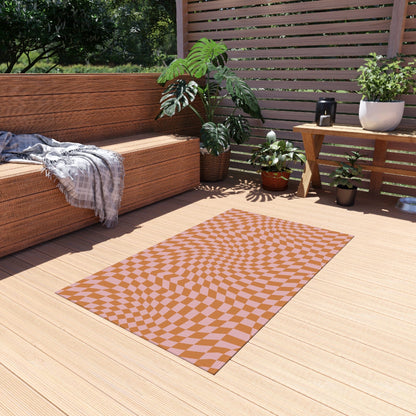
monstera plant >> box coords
[156,38,264,180]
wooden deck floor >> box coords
[1,173,416,416]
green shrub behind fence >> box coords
[0,62,164,74]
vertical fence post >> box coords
[387,0,409,57]
[372,0,410,194]
[176,0,188,58]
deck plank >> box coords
[236,344,413,416]
[1,324,139,416]
[265,318,416,385]
[1,174,415,415]
[252,329,416,412]
[0,364,67,416]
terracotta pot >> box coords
[200,149,230,182]
[261,170,291,191]
[336,186,357,206]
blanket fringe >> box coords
[40,147,124,227]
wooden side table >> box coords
[293,123,416,197]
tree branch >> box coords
[5,50,24,73]
[45,62,59,73]
[20,46,60,73]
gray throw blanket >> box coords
[0,131,124,228]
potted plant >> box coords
[329,151,363,206]
[356,53,416,131]
[156,38,264,181]
[249,130,306,191]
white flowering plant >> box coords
[249,130,306,172]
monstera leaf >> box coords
[230,81,264,122]
[157,58,188,85]
[200,122,230,156]
[213,66,264,121]
[205,79,221,100]
[157,38,227,85]
[186,38,228,78]
[156,79,198,119]
[225,115,250,145]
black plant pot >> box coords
[336,186,357,206]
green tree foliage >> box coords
[88,0,176,67]
[0,0,114,73]
[0,0,174,72]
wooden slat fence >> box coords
[179,0,416,196]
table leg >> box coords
[369,140,388,194]
[296,133,325,197]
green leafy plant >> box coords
[356,53,416,102]
[156,38,264,156]
[329,151,364,189]
[249,131,306,172]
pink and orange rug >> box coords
[57,209,352,374]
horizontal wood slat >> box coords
[226,59,374,70]
[402,44,416,54]
[189,21,391,42]
[224,33,389,50]
[188,0,392,21]
[0,74,162,96]
[1,105,158,133]
[20,111,196,143]
[233,69,359,81]
[188,0,391,14]
[0,90,163,117]
[188,7,392,31]
[381,185,416,197]
[227,45,387,59]
[316,158,416,177]
[382,174,416,187]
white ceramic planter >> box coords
[359,100,404,131]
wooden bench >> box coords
[294,123,416,197]
[0,74,200,258]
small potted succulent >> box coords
[249,130,306,191]
[356,53,416,131]
[329,151,364,206]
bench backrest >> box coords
[0,73,199,143]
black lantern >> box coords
[315,97,337,126]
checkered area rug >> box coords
[57,209,353,374]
